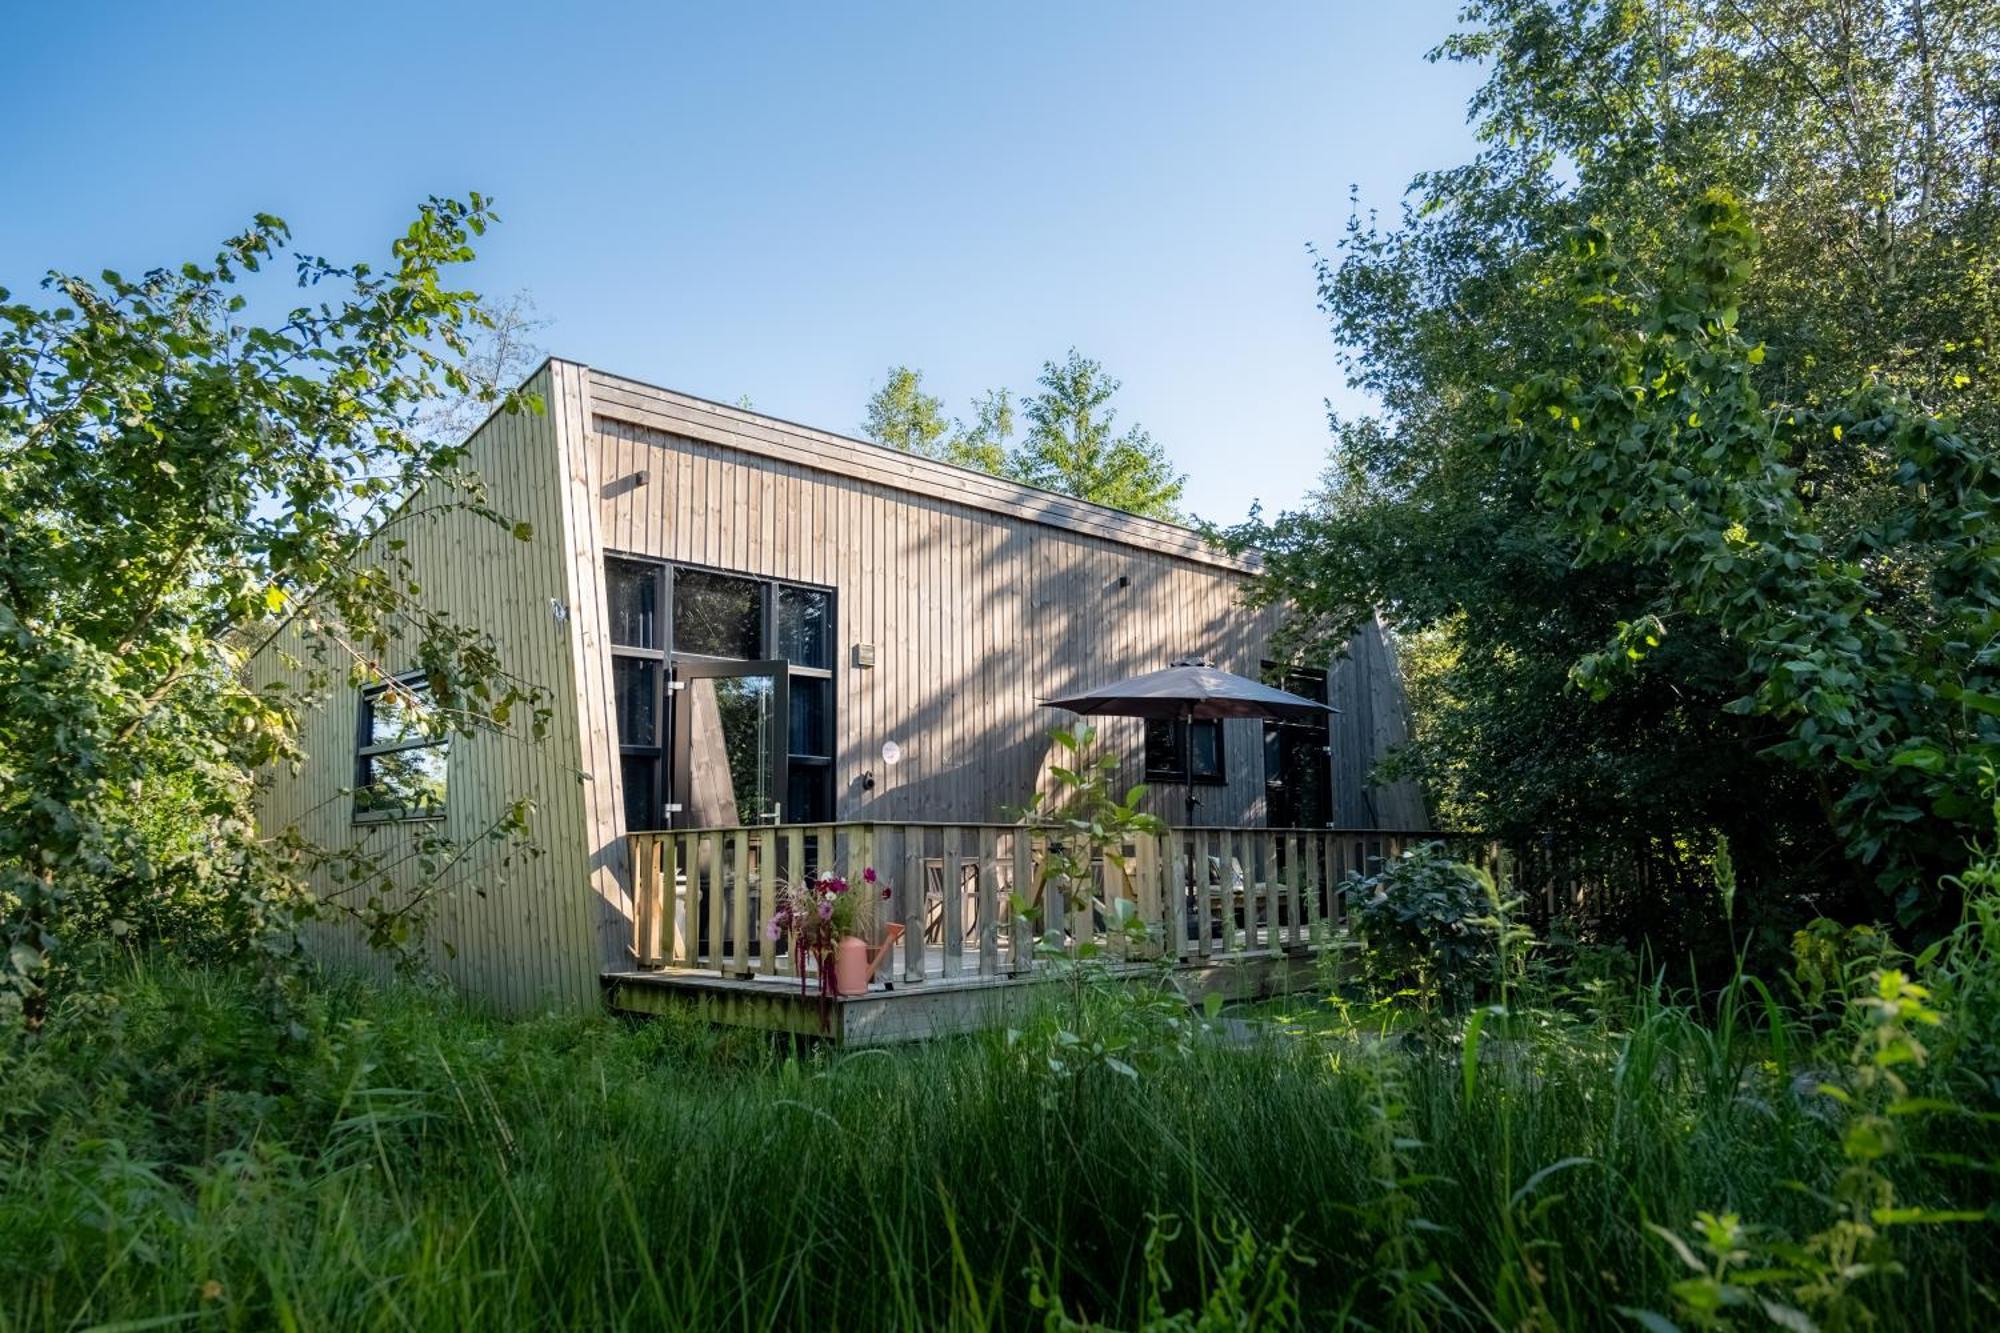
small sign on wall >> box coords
[852,643,877,668]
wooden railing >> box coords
[626,824,1496,985]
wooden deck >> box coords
[608,823,1487,1043]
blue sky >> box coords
[2,2,1483,525]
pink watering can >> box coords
[833,923,904,996]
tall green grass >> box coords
[0,946,1993,1331]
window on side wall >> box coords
[355,676,449,820]
[1143,718,1225,785]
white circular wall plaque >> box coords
[880,740,902,766]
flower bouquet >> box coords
[767,867,895,1012]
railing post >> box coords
[630,834,658,966]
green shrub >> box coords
[1353,841,1501,1011]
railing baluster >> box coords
[1195,829,1215,958]
[728,830,751,978]
[1016,824,1032,972]
[671,834,688,967]
[1133,833,1160,960]
[941,825,964,979]
[1283,833,1301,952]
[977,826,999,976]
[699,832,721,972]
[902,824,926,984]
[783,826,804,978]
[1303,833,1323,947]
[756,826,778,976]
[1165,830,1189,961]
[1044,834,1065,958]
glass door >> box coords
[670,659,788,828]
[1263,666,1332,829]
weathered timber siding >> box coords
[1331,614,1429,829]
[581,366,1426,832]
[249,362,613,1011]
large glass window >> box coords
[788,676,831,758]
[606,558,660,649]
[1143,718,1225,785]
[355,677,449,820]
[777,585,832,669]
[673,568,764,659]
[606,557,836,829]
[613,657,659,746]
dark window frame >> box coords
[606,552,837,829]
[1260,662,1333,829]
[1143,717,1227,786]
[353,672,450,823]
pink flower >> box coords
[862,867,877,883]
[880,885,892,900]
[818,900,833,920]
[764,918,783,941]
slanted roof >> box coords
[574,360,1259,574]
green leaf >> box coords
[1614,1306,1685,1333]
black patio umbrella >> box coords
[1041,659,1337,825]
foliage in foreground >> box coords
[1228,0,2000,938]
[0,201,549,1026]
[3,889,1995,1332]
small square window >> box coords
[1143,718,1225,785]
[355,679,449,820]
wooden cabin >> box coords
[253,359,1429,1034]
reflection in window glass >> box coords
[1189,720,1223,780]
[356,742,449,816]
[365,682,435,748]
[787,764,832,823]
[1143,718,1225,784]
[777,585,831,669]
[606,559,659,649]
[621,754,659,832]
[788,675,830,758]
[613,657,658,746]
[674,569,763,659]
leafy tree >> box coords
[1508,191,1998,912]
[861,365,951,457]
[1013,350,1185,520]
[1227,0,2000,933]
[0,198,547,1025]
[950,386,1016,475]
[861,366,1019,474]
[415,289,548,443]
